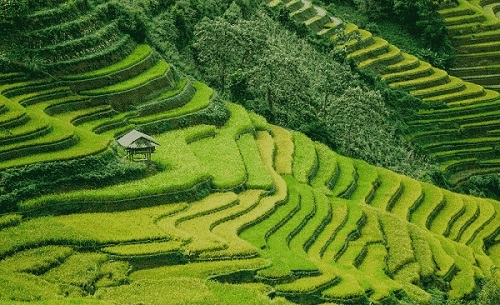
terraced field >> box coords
[1,98,499,303]
[0,1,498,304]
[439,1,500,93]
[268,0,500,187]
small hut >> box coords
[117,129,159,161]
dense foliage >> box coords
[192,4,437,181]
[73,0,438,182]
[327,0,456,69]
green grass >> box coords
[130,81,212,124]
[9,86,70,106]
[23,95,88,114]
[311,142,338,192]
[357,244,397,301]
[0,127,108,169]
[408,225,436,277]
[166,192,240,254]
[335,209,383,266]
[237,133,274,190]
[411,76,465,98]
[188,103,252,189]
[274,264,338,295]
[101,241,184,256]
[248,111,268,131]
[156,193,238,244]
[423,82,485,103]
[97,276,292,305]
[1,31,499,303]
[52,105,113,124]
[447,197,480,242]
[152,78,189,101]
[289,188,331,255]
[137,78,191,115]
[459,200,496,244]
[321,202,363,262]
[321,269,365,300]
[255,130,276,169]
[409,183,445,229]
[270,125,293,175]
[183,124,217,143]
[20,128,209,210]
[379,213,415,275]
[81,60,169,96]
[359,44,402,68]
[347,37,389,62]
[448,89,499,106]
[0,96,27,126]
[307,200,349,260]
[205,190,266,258]
[390,68,449,90]
[0,118,50,143]
[0,246,73,274]
[330,155,356,198]
[42,253,108,291]
[264,177,319,273]
[349,160,378,202]
[1,299,113,305]
[385,53,420,73]
[77,110,136,134]
[291,132,317,184]
[382,61,432,83]
[240,177,300,250]
[64,44,151,80]
[389,176,423,220]
[368,168,401,210]
[0,203,187,257]
[0,214,22,229]
[0,114,74,155]
[0,272,60,301]
[438,237,477,299]
[429,191,465,236]
[131,257,268,280]
[190,131,246,190]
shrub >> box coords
[0,150,147,213]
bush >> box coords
[0,150,148,213]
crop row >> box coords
[269,0,500,185]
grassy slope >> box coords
[1,98,498,304]
[0,1,498,304]
[273,0,500,189]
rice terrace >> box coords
[0,0,499,304]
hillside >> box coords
[0,0,499,304]
[266,0,500,192]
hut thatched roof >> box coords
[117,129,160,149]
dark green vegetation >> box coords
[327,0,457,69]
[266,0,500,198]
[0,0,498,304]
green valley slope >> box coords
[268,0,500,188]
[0,1,499,304]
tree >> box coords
[193,7,266,93]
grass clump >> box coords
[237,133,274,190]
[81,61,169,96]
[291,132,317,184]
[271,125,293,176]
[0,214,22,229]
[65,44,151,80]
[42,253,108,295]
[0,246,73,274]
[379,213,416,275]
[130,81,212,124]
[19,128,210,212]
